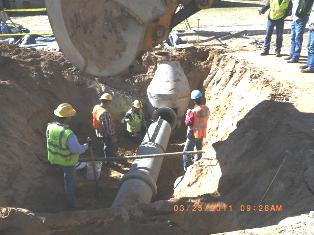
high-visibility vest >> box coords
[192,105,209,138]
[269,0,290,20]
[125,109,143,134]
[46,123,79,166]
[92,105,107,133]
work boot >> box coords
[301,68,314,73]
[275,52,281,57]
[300,65,308,69]
[260,51,269,56]
[284,56,291,60]
[287,59,299,63]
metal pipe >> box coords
[112,117,172,208]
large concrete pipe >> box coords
[147,60,191,128]
[112,116,173,208]
[112,60,190,208]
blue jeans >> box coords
[263,19,284,53]
[182,132,203,169]
[0,22,9,34]
[290,17,309,60]
[62,166,77,208]
[102,136,117,164]
[307,30,314,69]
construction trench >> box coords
[1,42,314,235]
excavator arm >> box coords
[45,0,214,77]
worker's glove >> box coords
[258,9,263,15]
[309,23,314,31]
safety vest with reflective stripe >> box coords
[46,123,79,166]
[92,105,107,133]
[125,109,143,134]
[269,0,290,20]
[192,105,209,139]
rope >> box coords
[259,150,290,204]
[79,150,208,162]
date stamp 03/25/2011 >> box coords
[172,203,283,213]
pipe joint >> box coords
[152,107,177,129]
[121,171,158,196]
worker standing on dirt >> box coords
[92,93,118,165]
[121,100,145,142]
[46,103,89,209]
[259,0,292,57]
[300,22,314,72]
[285,0,314,63]
[182,90,210,171]
[0,7,15,34]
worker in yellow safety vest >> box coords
[121,100,145,142]
[182,90,210,171]
[46,103,89,209]
[259,0,292,57]
[92,93,117,165]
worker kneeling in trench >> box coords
[46,103,89,209]
[121,100,146,143]
[182,90,210,171]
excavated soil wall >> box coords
[1,43,314,235]
[170,52,314,234]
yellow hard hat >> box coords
[54,103,76,118]
[100,93,112,101]
[133,100,143,109]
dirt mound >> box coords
[169,52,314,233]
[218,211,314,234]
[0,43,98,210]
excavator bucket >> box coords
[45,0,174,76]
[45,0,215,77]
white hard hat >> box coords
[100,93,112,101]
[133,100,143,109]
[191,90,203,100]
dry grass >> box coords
[11,15,51,34]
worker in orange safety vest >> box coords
[182,90,209,171]
[92,93,117,165]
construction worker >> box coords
[300,22,314,73]
[0,7,10,34]
[92,93,117,165]
[285,0,313,63]
[46,103,88,209]
[121,100,144,142]
[259,0,292,57]
[0,7,15,34]
[182,90,209,171]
